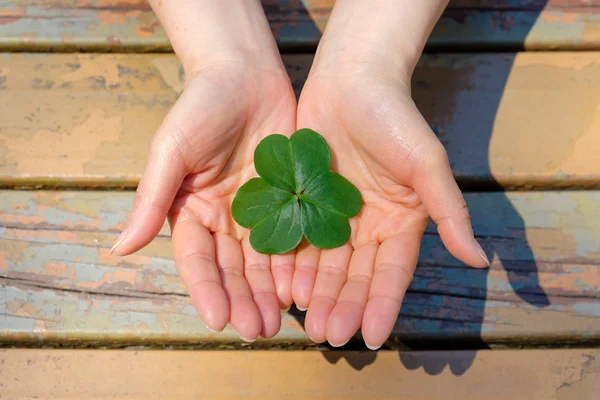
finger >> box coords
[412,142,489,268]
[304,244,352,344]
[270,252,296,309]
[292,242,321,311]
[111,116,188,256]
[214,233,262,342]
[241,236,281,339]
[326,243,378,347]
[362,232,421,350]
[170,217,229,332]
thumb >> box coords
[111,125,187,256]
[412,142,490,268]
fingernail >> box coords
[366,343,381,351]
[204,324,219,333]
[238,335,257,343]
[281,307,290,314]
[329,339,350,348]
[237,331,257,343]
[296,306,308,312]
[472,238,490,267]
[110,231,128,254]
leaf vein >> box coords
[288,140,298,191]
[301,196,347,217]
[272,144,294,188]
[250,197,297,228]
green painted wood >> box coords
[0,1,599,52]
[1,190,598,347]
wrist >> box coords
[149,0,284,75]
[310,0,448,82]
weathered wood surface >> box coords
[1,1,600,52]
[411,52,600,190]
[434,1,600,51]
[1,190,598,346]
[1,349,598,399]
[1,52,599,189]
[0,0,327,52]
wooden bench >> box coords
[1,1,599,398]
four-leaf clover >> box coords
[232,129,363,254]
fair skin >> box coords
[293,0,490,349]
[112,0,489,348]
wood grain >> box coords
[1,190,598,346]
[1,53,599,189]
[0,349,598,399]
[1,0,599,52]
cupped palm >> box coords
[293,71,488,349]
[114,63,298,341]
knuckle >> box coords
[413,140,451,181]
[422,141,450,170]
[150,121,188,164]
[178,249,215,265]
[245,263,270,273]
[335,299,366,313]
[296,263,318,272]
[219,266,244,277]
[251,290,277,300]
[271,263,294,274]
[228,294,254,304]
[309,295,338,305]
[456,197,470,221]
[188,279,220,292]
[319,264,347,278]
[348,273,372,285]
[375,262,415,283]
[368,293,403,305]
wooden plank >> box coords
[0,0,326,52]
[0,349,598,399]
[0,1,599,52]
[1,53,599,189]
[1,190,598,346]
[411,52,600,190]
[0,0,325,52]
[433,9,600,51]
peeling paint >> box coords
[151,57,184,94]
[44,262,68,277]
[96,10,141,26]
[1,109,123,176]
[282,318,305,334]
[6,191,597,344]
[60,57,120,86]
[2,53,600,189]
[557,353,600,400]
[0,7,24,26]
[0,1,599,52]
[97,248,153,266]
[7,300,38,319]
[0,250,9,271]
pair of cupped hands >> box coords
[110,4,488,350]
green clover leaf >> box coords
[232,129,363,254]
